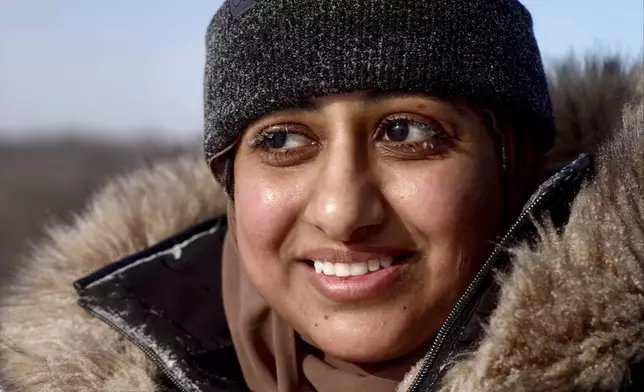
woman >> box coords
[1,1,643,391]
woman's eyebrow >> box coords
[293,98,325,114]
[293,91,469,117]
[362,90,469,117]
[297,90,413,112]
[363,90,411,105]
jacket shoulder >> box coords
[0,155,227,391]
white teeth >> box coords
[367,259,381,272]
[323,261,335,275]
[350,262,368,276]
[334,263,351,277]
[314,258,395,276]
[379,257,393,268]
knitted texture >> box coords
[204,0,555,161]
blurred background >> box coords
[0,1,643,271]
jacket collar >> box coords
[0,156,231,392]
[402,154,593,391]
[74,216,247,392]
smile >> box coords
[312,256,398,277]
[299,249,417,302]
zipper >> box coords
[406,157,588,392]
[406,193,545,391]
[78,300,194,392]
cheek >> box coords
[233,172,305,286]
[387,157,501,245]
[235,177,289,245]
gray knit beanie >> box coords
[204,0,554,163]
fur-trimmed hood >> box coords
[2,77,644,391]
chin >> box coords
[302,313,422,363]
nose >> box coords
[303,148,385,242]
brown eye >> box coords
[265,131,288,149]
[247,125,319,167]
[384,122,411,142]
[262,130,312,149]
[376,115,454,159]
[247,124,315,151]
[381,118,446,143]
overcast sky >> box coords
[1,0,642,139]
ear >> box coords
[208,143,237,199]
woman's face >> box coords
[232,92,502,362]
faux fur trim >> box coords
[0,156,226,391]
[433,101,644,391]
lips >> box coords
[298,248,417,302]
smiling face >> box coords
[231,92,503,363]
